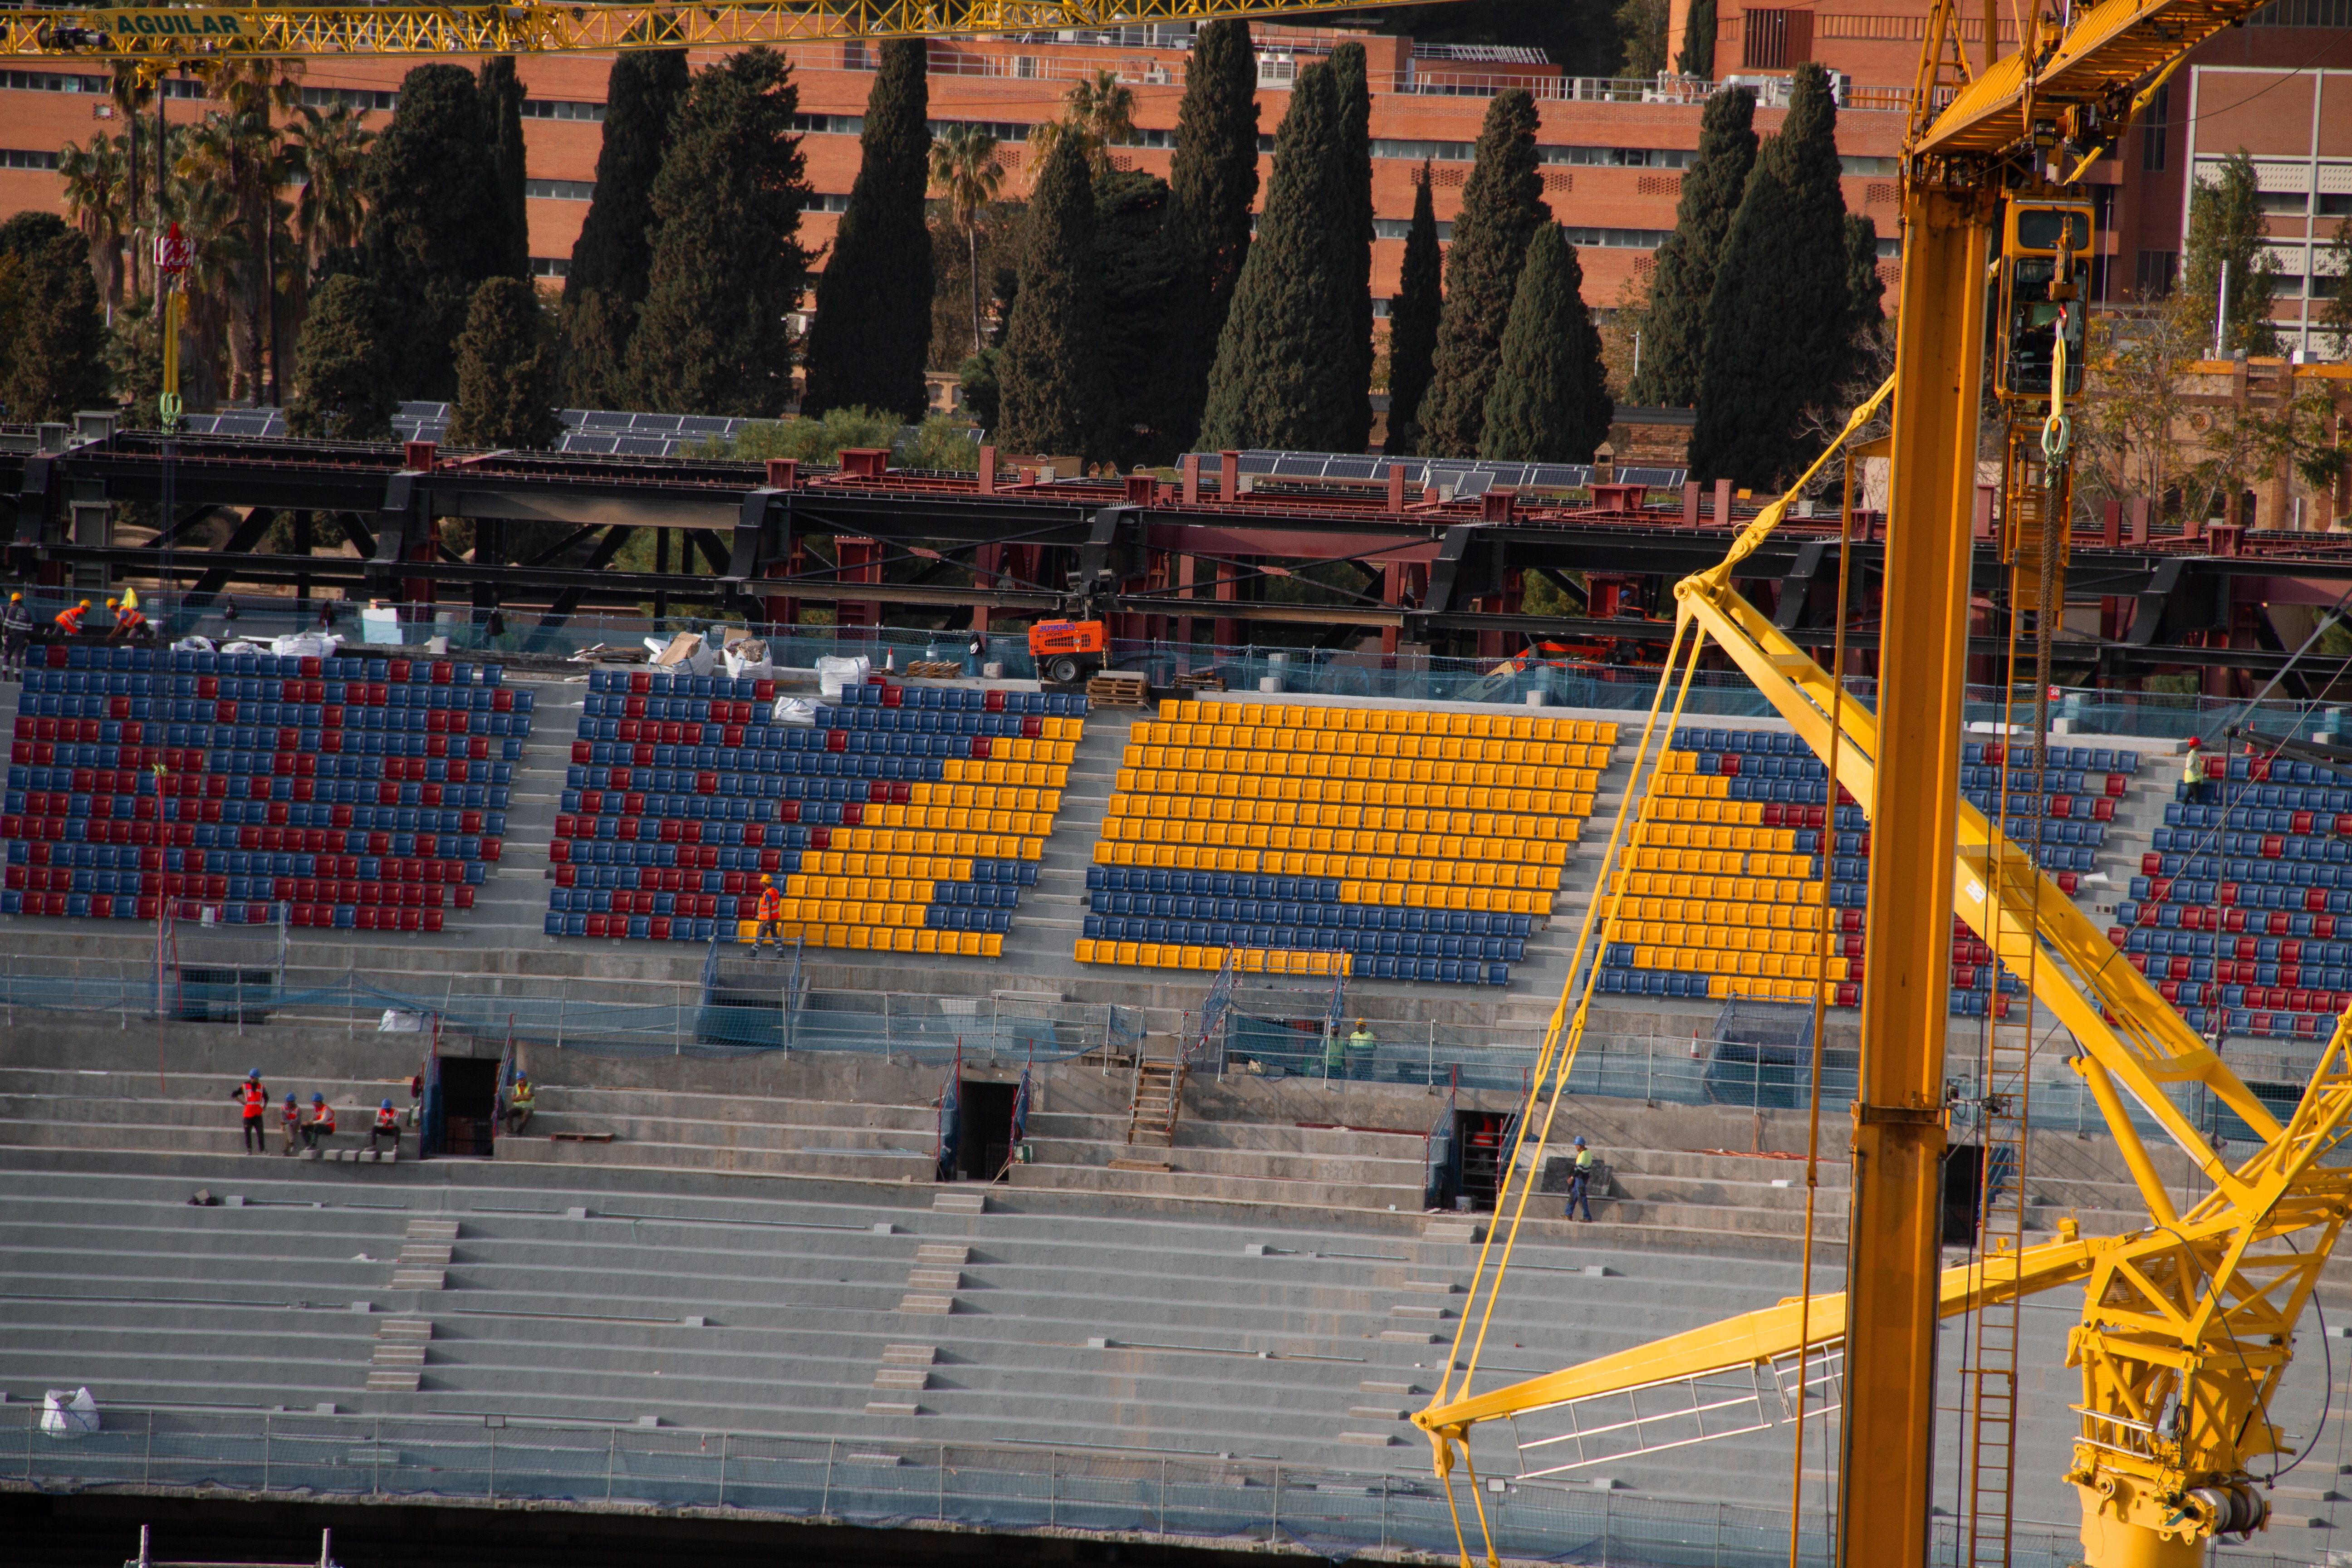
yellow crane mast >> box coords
[1412,3,2352,1566]
[0,0,1416,61]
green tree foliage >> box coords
[958,347,1000,430]
[1415,89,1549,457]
[1626,87,1754,407]
[1,232,110,423]
[1158,18,1259,454]
[723,404,901,462]
[1093,169,1179,467]
[802,39,933,421]
[1675,0,1718,75]
[1383,165,1443,456]
[1198,61,1360,452]
[286,273,395,440]
[559,49,689,409]
[928,126,1007,363]
[1331,43,1377,452]
[1690,63,1849,488]
[477,56,531,283]
[2321,219,2352,356]
[1618,0,1669,78]
[927,196,1021,370]
[1481,225,1612,461]
[0,211,71,261]
[2183,150,2280,357]
[449,275,559,449]
[628,49,813,417]
[358,65,508,401]
[995,132,1106,458]
[1843,213,1886,347]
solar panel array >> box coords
[1235,450,1687,496]
[161,416,1686,494]
[173,404,756,459]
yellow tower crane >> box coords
[1407,4,2352,1568]
[0,0,1413,60]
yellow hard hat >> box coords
[7,593,18,602]
[78,600,90,609]
[106,598,119,609]
[761,874,774,885]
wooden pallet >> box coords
[1173,671,1225,693]
[903,661,963,678]
[550,1131,615,1143]
[1087,672,1149,707]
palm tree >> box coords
[1031,68,1137,175]
[59,131,130,314]
[175,62,301,402]
[929,124,1004,358]
[288,101,371,274]
[108,64,155,300]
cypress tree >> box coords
[558,49,689,409]
[1158,18,1259,453]
[1093,168,1178,468]
[2,231,109,423]
[1198,63,1356,453]
[628,49,813,418]
[0,211,71,263]
[1480,224,1612,462]
[478,55,531,282]
[1675,0,1718,75]
[1843,213,1886,347]
[995,132,1106,458]
[800,39,933,421]
[1383,164,1442,456]
[1414,88,1548,458]
[449,275,560,448]
[1625,86,1754,407]
[1689,62,1850,489]
[286,274,396,441]
[1331,42,1376,452]
[358,64,507,401]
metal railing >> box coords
[8,1404,2306,1568]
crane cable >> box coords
[1423,377,1897,1568]
[1786,405,1860,1568]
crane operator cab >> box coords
[1994,200,2093,403]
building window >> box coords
[521,98,605,122]
[1742,9,1813,69]
[2135,250,2178,299]
[1,70,108,94]
[1374,218,1455,241]
[301,85,394,112]
[810,194,850,213]
[530,257,570,279]
[2251,0,2352,24]
[1561,226,1673,250]
[2142,83,2169,172]
[525,178,595,201]
[0,148,61,171]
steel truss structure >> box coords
[4,428,2342,682]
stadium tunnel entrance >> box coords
[956,1078,1018,1181]
[440,1057,499,1157]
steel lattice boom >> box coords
[0,0,1432,61]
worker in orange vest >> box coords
[106,597,149,642]
[54,600,89,637]
[368,1099,401,1154]
[230,1069,268,1153]
[304,1092,336,1152]
[753,873,784,956]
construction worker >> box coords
[753,874,784,955]
[1323,1022,1346,1080]
[106,597,150,642]
[1345,1018,1377,1081]
[2,592,31,677]
[53,599,89,637]
[369,1099,401,1155]
[230,1069,268,1154]
[279,1092,302,1156]
[304,1092,336,1152]
[1564,1136,1597,1223]
[503,1073,534,1134]
[2184,736,2210,805]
